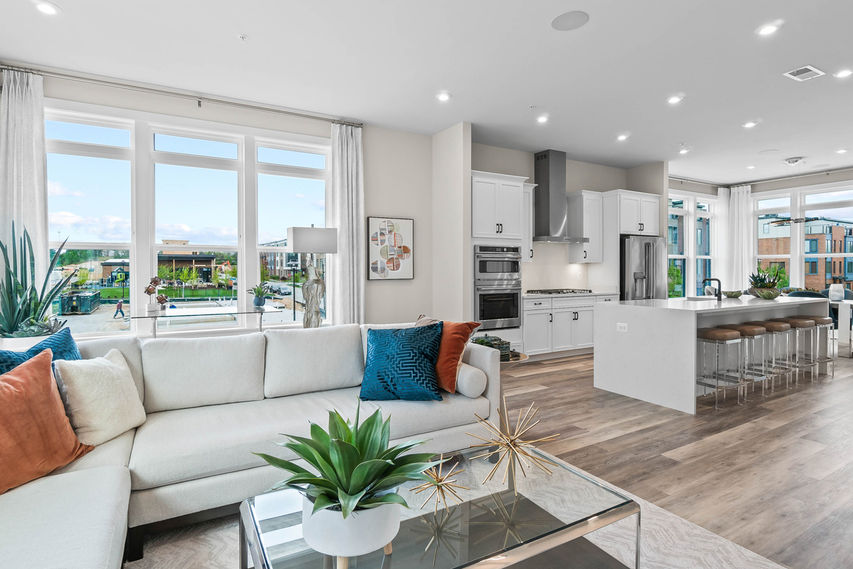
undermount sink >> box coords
[684,296,720,301]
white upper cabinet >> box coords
[471,171,527,241]
[614,190,660,236]
[522,183,535,262]
[568,191,603,263]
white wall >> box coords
[669,178,718,195]
[751,167,853,193]
[432,122,472,320]
[362,126,433,323]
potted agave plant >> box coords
[748,267,782,300]
[248,283,269,308]
[256,407,438,558]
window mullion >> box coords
[132,120,155,334]
[241,135,258,316]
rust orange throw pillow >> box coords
[0,349,93,494]
[415,317,481,393]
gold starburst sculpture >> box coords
[468,397,559,494]
[470,493,551,549]
[408,508,466,566]
[411,454,469,513]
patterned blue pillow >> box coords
[360,323,444,401]
[0,328,81,375]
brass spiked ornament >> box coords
[468,397,559,494]
[411,454,469,513]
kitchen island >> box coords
[593,296,830,414]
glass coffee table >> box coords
[239,446,640,569]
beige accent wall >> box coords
[362,126,433,323]
[567,159,628,193]
[750,167,853,193]
[669,178,718,195]
[432,123,472,320]
[471,143,534,179]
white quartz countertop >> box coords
[613,295,827,314]
[523,292,619,298]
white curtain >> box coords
[728,184,754,290]
[328,123,365,324]
[0,70,48,281]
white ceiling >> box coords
[2,0,853,185]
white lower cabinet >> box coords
[523,297,597,354]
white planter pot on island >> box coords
[593,295,830,414]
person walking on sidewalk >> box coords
[114,299,125,319]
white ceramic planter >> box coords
[301,497,401,557]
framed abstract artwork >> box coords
[367,216,414,280]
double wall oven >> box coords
[474,245,521,330]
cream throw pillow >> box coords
[54,349,146,446]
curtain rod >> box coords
[0,62,364,128]
[744,165,853,186]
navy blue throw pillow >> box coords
[360,323,444,401]
[0,328,81,375]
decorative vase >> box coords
[301,497,400,557]
[253,296,266,308]
[829,283,844,301]
[748,287,781,300]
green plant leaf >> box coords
[359,492,409,509]
[310,422,331,449]
[312,493,336,514]
[282,474,339,492]
[253,453,313,476]
[356,409,384,459]
[281,441,342,487]
[328,410,353,443]
[338,488,368,518]
[349,459,392,493]
[329,439,360,491]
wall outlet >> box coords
[616,322,628,332]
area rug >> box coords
[126,456,786,569]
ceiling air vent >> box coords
[783,65,825,82]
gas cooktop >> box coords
[526,288,594,295]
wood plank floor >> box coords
[502,354,853,569]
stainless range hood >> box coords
[533,149,588,243]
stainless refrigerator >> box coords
[620,235,667,300]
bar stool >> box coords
[719,323,768,396]
[744,320,792,391]
[697,327,744,409]
[772,317,817,385]
[802,315,835,378]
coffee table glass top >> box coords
[241,446,636,569]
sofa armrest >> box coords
[461,342,501,424]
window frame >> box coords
[45,99,331,338]
[667,191,719,297]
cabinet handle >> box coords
[499,223,504,233]
[549,313,553,323]
[573,311,578,320]
[496,223,500,234]
[639,222,644,231]
[583,250,587,259]
[530,248,534,259]
[534,302,542,305]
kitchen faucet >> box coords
[703,278,722,302]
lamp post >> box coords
[286,226,338,328]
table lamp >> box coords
[286,226,338,328]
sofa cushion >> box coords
[141,333,265,413]
[0,465,130,569]
[128,388,365,490]
[0,328,81,375]
[415,317,481,393]
[360,323,443,401]
[54,429,136,475]
[77,336,144,402]
[54,349,146,446]
[359,322,412,360]
[264,325,364,397]
[371,394,489,440]
[0,350,93,494]
[456,363,488,399]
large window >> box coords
[754,186,853,291]
[45,104,330,336]
[667,193,718,297]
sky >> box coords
[46,121,325,246]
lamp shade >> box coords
[286,227,338,254]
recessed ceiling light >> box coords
[835,69,853,79]
[551,11,590,31]
[35,1,60,15]
[667,93,685,105]
[678,145,690,155]
[435,91,451,103]
[837,149,848,154]
[616,133,630,142]
[756,20,783,36]
[747,165,756,170]
[742,120,759,129]
[536,114,549,124]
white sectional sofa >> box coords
[0,323,500,568]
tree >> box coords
[179,267,192,283]
[157,265,172,282]
[668,264,683,298]
[189,268,199,284]
[74,268,89,287]
[212,270,221,287]
[260,262,270,283]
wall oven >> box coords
[474,245,522,330]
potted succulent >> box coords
[0,223,75,348]
[748,268,782,300]
[255,407,438,558]
[248,283,269,308]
